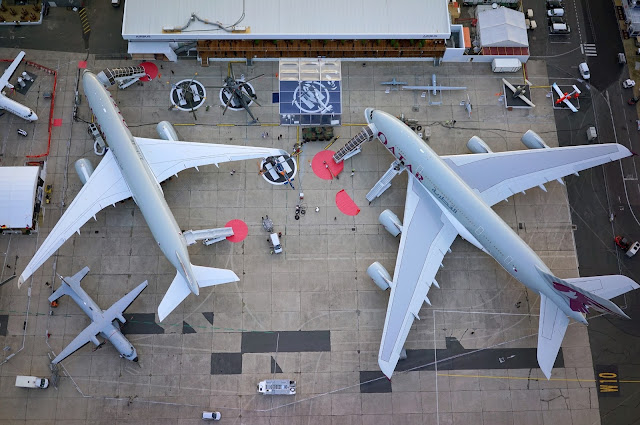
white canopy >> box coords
[477,7,528,48]
[0,167,39,229]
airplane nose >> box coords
[31,112,38,121]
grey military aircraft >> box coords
[49,267,147,364]
[380,78,408,90]
[216,63,263,123]
[19,70,290,321]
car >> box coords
[549,22,571,34]
[547,0,564,8]
[578,62,590,80]
[623,79,636,89]
[548,16,566,25]
[202,411,221,421]
[547,8,565,17]
[17,128,28,137]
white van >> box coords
[547,8,565,17]
[202,411,221,421]
[578,63,590,80]
[549,22,570,34]
[15,376,49,389]
[269,233,282,254]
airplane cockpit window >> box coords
[27,111,33,117]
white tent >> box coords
[477,7,528,48]
[0,167,39,229]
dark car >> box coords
[547,0,564,8]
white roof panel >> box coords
[477,7,528,48]
[123,0,451,40]
[0,166,39,229]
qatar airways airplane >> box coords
[335,108,640,379]
[19,70,291,321]
[0,51,37,121]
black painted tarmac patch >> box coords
[202,312,214,325]
[0,315,7,336]
[211,353,243,375]
[241,330,330,353]
[271,356,283,373]
[120,313,165,335]
[360,371,392,393]
[182,321,197,334]
[359,337,564,392]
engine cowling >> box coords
[367,262,392,291]
[74,158,94,185]
[521,130,549,149]
[156,121,180,141]
[466,136,493,154]
[379,209,402,237]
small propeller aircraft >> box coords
[552,82,581,113]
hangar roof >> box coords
[123,0,451,41]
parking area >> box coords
[0,48,600,424]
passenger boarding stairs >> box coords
[332,125,375,163]
[366,161,405,203]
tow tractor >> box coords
[615,236,640,258]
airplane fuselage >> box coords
[366,109,585,324]
[61,280,136,360]
[0,94,37,121]
[83,71,199,295]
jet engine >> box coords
[379,209,402,237]
[156,121,180,141]
[74,158,94,185]
[521,130,549,150]
[466,136,493,154]
[367,262,392,291]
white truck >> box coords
[15,376,49,389]
[257,379,296,395]
[491,58,522,73]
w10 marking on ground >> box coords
[596,365,620,396]
[582,44,597,57]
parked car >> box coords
[623,79,636,89]
[547,8,565,17]
[202,411,221,421]
[549,22,570,34]
[17,128,28,137]
[619,53,627,65]
[546,0,564,8]
[578,62,590,80]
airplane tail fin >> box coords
[48,266,91,304]
[554,275,639,320]
[536,268,639,379]
[157,265,238,322]
[48,282,72,304]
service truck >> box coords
[491,58,522,73]
[257,379,296,395]
[15,375,49,389]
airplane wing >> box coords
[402,85,467,91]
[19,150,132,286]
[562,98,578,113]
[52,319,104,364]
[379,174,458,378]
[101,280,148,324]
[134,137,289,183]
[552,83,564,98]
[537,293,569,379]
[441,143,632,207]
[0,51,25,88]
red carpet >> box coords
[225,219,248,243]
[139,62,159,81]
[312,150,344,180]
[335,190,360,216]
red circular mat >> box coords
[312,150,344,180]
[225,219,248,243]
[335,190,361,216]
[139,62,159,81]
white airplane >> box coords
[49,267,146,364]
[0,51,38,121]
[342,108,639,379]
[402,74,467,96]
[19,70,291,321]
[552,82,581,113]
[502,78,535,108]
